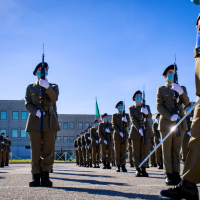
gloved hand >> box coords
[139,128,143,136]
[76,147,78,150]
[81,147,82,149]
[85,146,86,149]
[36,110,45,118]
[87,146,90,149]
[119,132,123,137]
[171,114,179,121]
[159,138,161,142]
[187,131,191,136]
[39,77,50,89]
[88,137,91,140]
[190,117,193,121]
[141,107,149,115]
[122,116,127,122]
[171,83,184,95]
[1,149,3,151]
[96,130,98,133]
[105,128,110,133]
[131,145,132,148]
[104,140,107,145]
[96,140,99,144]
[2,141,4,144]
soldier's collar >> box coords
[165,83,172,88]
[135,103,141,107]
[33,81,39,86]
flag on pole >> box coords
[96,99,100,118]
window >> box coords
[70,122,74,129]
[12,129,18,138]
[57,136,61,143]
[63,136,68,143]
[85,123,89,130]
[0,129,6,136]
[13,111,19,120]
[69,136,74,143]
[21,111,27,120]
[59,122,62,130]
[91,123,94,127]
[78,122,83,130]
[63,122,68,129]
[21,130,27,138]
[1,111,7,120]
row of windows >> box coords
[59,122,94,130]
[56,136,74,143]
[0,111,27,120]
[0,129,27,138]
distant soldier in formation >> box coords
[152,113,163,169]
[78,132,83,166]
[85,126,92,167]
[81,131,87,167]
[150,136,156,167]
[74,135,79,166]
[129,91,152,177]
[156,64,189,185]
[0,133,5,167]
[99,113,113,169]
[90,120,100,168]
[127,137,134,167]
[5,136,11,166]
[112,101,130,172]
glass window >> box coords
[70,122,74,129]
[57,136,61,143]
[59,122,62,130]
[69,136,74,143]
[21,130,27,138]
[12,129,18,138]
[85,123,89,130]
[0,129,6,136]
[1,111,7,120]
[91,123,94,128]
[63,136,68,143]
[78,122,83,130]
[13,111,19,120]
[63,122,68,129]
[21,111,27,120]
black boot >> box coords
[135,168,141,177]
[29,173,40,187]
[121,165,127,172]
[90,162,92,167]
[86,163,89,167]
[107,162,111,169]
[130,163,134,168]
[116,165,120,172]
[1,163,4,168]
[158,163,163,169]
[79,163,82,167]
[41,171,52,187]
[141,168,148,177]
[161,179,199,200]
[5,163,8,166]
[96,163,100,168]
[50,167,53,173]
[173,172,182,185]
[165,173,173,185]
[93,163,96,168]
[153,163,157,167]
[83,163,86,167]
[103,161,107,169]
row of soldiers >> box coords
[0,133,11,167]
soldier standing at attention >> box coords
[156,64,189,185]
[74,135,79,166]
[112,101,130,172]
[25,62,60,187]
[0,133,5,168]
[129,91,152,177]
[85,126,92,167]
[90,120,100,168]
[81,131,87,167]
[5,136,11,166]
[161,14,200,200]
[127,137,134,168]
[78,133,83,167]
[152,114,163,169]
[150,135,156,167]
[99,113,113,169]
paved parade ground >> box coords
[0,163,199,200]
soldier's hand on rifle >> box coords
[105,128,110,133]
[76,147,78,150]
[141,107,148,115]
[171,114,178,121]
[171,83,183,95]
[39,77,50,89]
[119,132,123,137]
[187,131,191,136]
[88,137,91,140]
[96,130,98,133]
[36,110,45,118]
[122,116,127,122]
[104,140,107,145]
[159,138,161,142]
[96,140,99,144]
[131,144,132,147]
[190,117,193,121]
[87,146,90,149]
[139,128,143,136]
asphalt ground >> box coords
[0,163,199,200]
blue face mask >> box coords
[95,123,98,126]
[36,71,48,79]
[167,73,174,82]
[157,117,160,121]
[118,106,123,111]
[135,96,142,102]
[103,117,107,121]
[88,129,90,132]
[186,107,190,113]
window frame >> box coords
[63,122,68,130]
[20,129,27,138]
[85,122,89,130]
[12,129,18,138]
[78,122,83,130]
[56,136,61,143]
[0,111,7,120]
[69,122,75,130]
[12,111,19,120]
[21,111,27,120]
[69,136,74,143]
[63,136,68,143]
[0,129,7,136]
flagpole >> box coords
[95,97,97,120]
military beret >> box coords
[33,62,49,75]
[102,113,108,118]
[162,64,177,76]
[133,90,142,101]
[93,119,98,123]
[183,104,191,110]
[115,101,123,108]
[156,113,160,119]
[1,133,5,135]
[87,126,91,129]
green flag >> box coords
[96,100,100,118]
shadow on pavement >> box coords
[51,177,128,186]
[53,172,114,178]
[52,186,168,199]
[55,169,95,173]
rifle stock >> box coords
[142,87,146,144]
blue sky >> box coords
[0,0,199,115]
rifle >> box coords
[173,55,181,137]
[142,85,146,144]
[40,44,45,133]
[122,100,126,145]
[106,120,109,150]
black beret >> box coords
[162,64,177,76]
[87,126,91,129]
[33,62,49,75]
[115,101,123,108]
[156,113,160,119]
[93,119,98,123]
[102,113,108,118]
[133,90,142,101]
[183,104,191,110]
